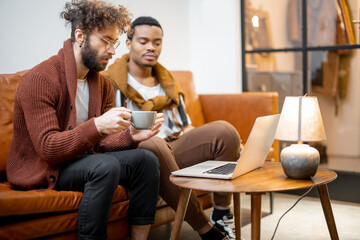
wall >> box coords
[0,0,241,94]
[188,0,241,93]
[0,0,70,74]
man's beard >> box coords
[82,40,109,72]
[143,63,156,68]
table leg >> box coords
[233,192,241,240]
[250,193,263,240]
[170,188,192,240]
[317,184,339,240]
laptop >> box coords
[171,114,280,180]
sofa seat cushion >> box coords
[0,182,129,217]
[0,199,131,240]
[0,180,211,217]
[0,193,213,240]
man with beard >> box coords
[6,2,164,240]
[102,16,242,240]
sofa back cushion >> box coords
[200,92,279,143]
[170,71,205,127]
[0,71,27,180]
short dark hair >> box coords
[127,16,163,40]
[60,0,132,42]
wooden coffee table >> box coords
[169,161,338,240]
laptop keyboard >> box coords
[203,163,237,175]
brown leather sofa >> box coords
[0,70,278,239]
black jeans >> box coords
[55,149,160,240]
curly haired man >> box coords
[6,1,164,239]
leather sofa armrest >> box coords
[198,92,279,161]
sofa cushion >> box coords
[171,71,205,127]
[0,192,213,240]
[0,180,209,218]
[0,71,27,180]
[0,182,129,217]
[0,199,131,240]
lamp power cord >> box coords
[270,176,316,240]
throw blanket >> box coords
[102,53,184,111]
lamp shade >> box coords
[275,96,326,142]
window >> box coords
[241,0,359,110]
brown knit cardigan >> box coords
[6,39,138,190]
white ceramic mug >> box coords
[131,111,157,130]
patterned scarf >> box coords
[101,53,184,111]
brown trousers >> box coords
[139,120,241,231]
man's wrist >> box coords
[94,117,105,135]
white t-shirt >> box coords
[75,78,89,126]
[115,73,191,139]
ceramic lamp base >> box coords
[280,144,320,180]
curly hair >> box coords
[60,0,132,42]
[128,16,163,40]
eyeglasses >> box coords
[92,31,120,50]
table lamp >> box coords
[275,96,327,179]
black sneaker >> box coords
[210,212,236,239]
[199,226,230,240]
